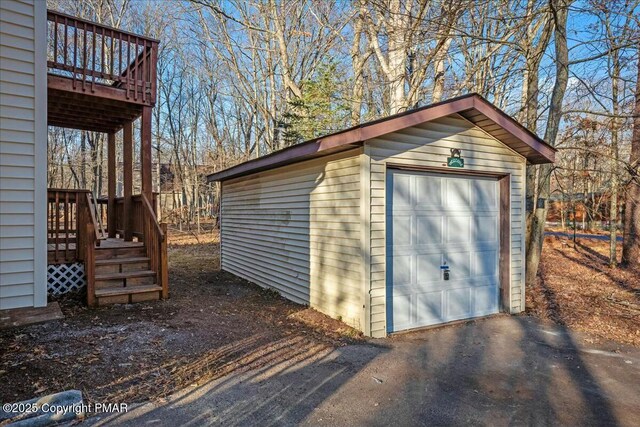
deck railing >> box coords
[47,189,105,263]
[47,10,158,104]
[96,193,157,239]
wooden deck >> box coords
[47,10,158,133]
[45,10,166,308]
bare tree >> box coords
[622,51,640,268]
[525,0,571,287]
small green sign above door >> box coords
[447,148,464,168]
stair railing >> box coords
[140,193,168,298]
[85,193,107,244]
[90,191,108,239]
[80,193,104,307]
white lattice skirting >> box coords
[48,263,86,295]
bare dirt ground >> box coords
[0,229,361,406]
[527,235,640,346]
[1,229,638,408]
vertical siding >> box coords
[221,150,363,328]
[365,115,527,337]
[0,0,46,310]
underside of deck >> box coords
[48,78,144,133]
[47,9,157,133]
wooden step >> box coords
[95,270,155,281]
[96,257,150,266]
[95,284,162,306]
[95,247,146,260]
[95,284,162,297]
[95,257,151,275]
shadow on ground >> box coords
[91,316,640,427]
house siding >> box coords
[365,114,527,337]
[221,150,363,328]
[0,0,47,310]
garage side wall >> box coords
[221,150,363,328]
[365,115,527,337]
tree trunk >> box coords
[350,2,367,125]
[387,1,408,114]
[609,60,619,265]
[432,38,452,103]
[622,54,640,268]
[523,6,554,266]
[524,0,570,287]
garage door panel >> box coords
[391,246,442,256]
[392,255,412,286]
[391,174,412,208]
[416,214,443,245]
[416,253,443,285]
[417,291,445,325]
[446,288,472,319]
[389,292,412,330]
[474,286,498,314]
[445,249,471,279]
[446,215,471,243]
[473,179,498,209]
[474,250,498,277]
[392,214,413,246]
[474,215,498,243]
[387,169,499,333]
[445,178,471,207]
[415,175,443,208]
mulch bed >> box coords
[527,235,640,347]
[0,229,362,406]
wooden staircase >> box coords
[48,189,168,307]
[92,242,163,305]
[84,192,168,307]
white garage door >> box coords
[386,169,500,332]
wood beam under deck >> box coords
[123,122,133,241]
[107,132,116,238]
[141,106,153,198]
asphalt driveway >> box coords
[90,316,640,426]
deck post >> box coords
[123,121,133,241]
[141,106,153,199]
[107,132,116,238]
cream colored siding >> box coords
[365,115,527,337]
[0,0,47,310]
[221,150,363,328]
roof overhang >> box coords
[208,93,556,182]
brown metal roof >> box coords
[207,93,556,182]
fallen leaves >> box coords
[527,236,640,347]
[0,229,359,406]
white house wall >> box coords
[0,0,47,310]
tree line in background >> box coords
[46,0,640,279]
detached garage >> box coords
[207,94,555,338]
